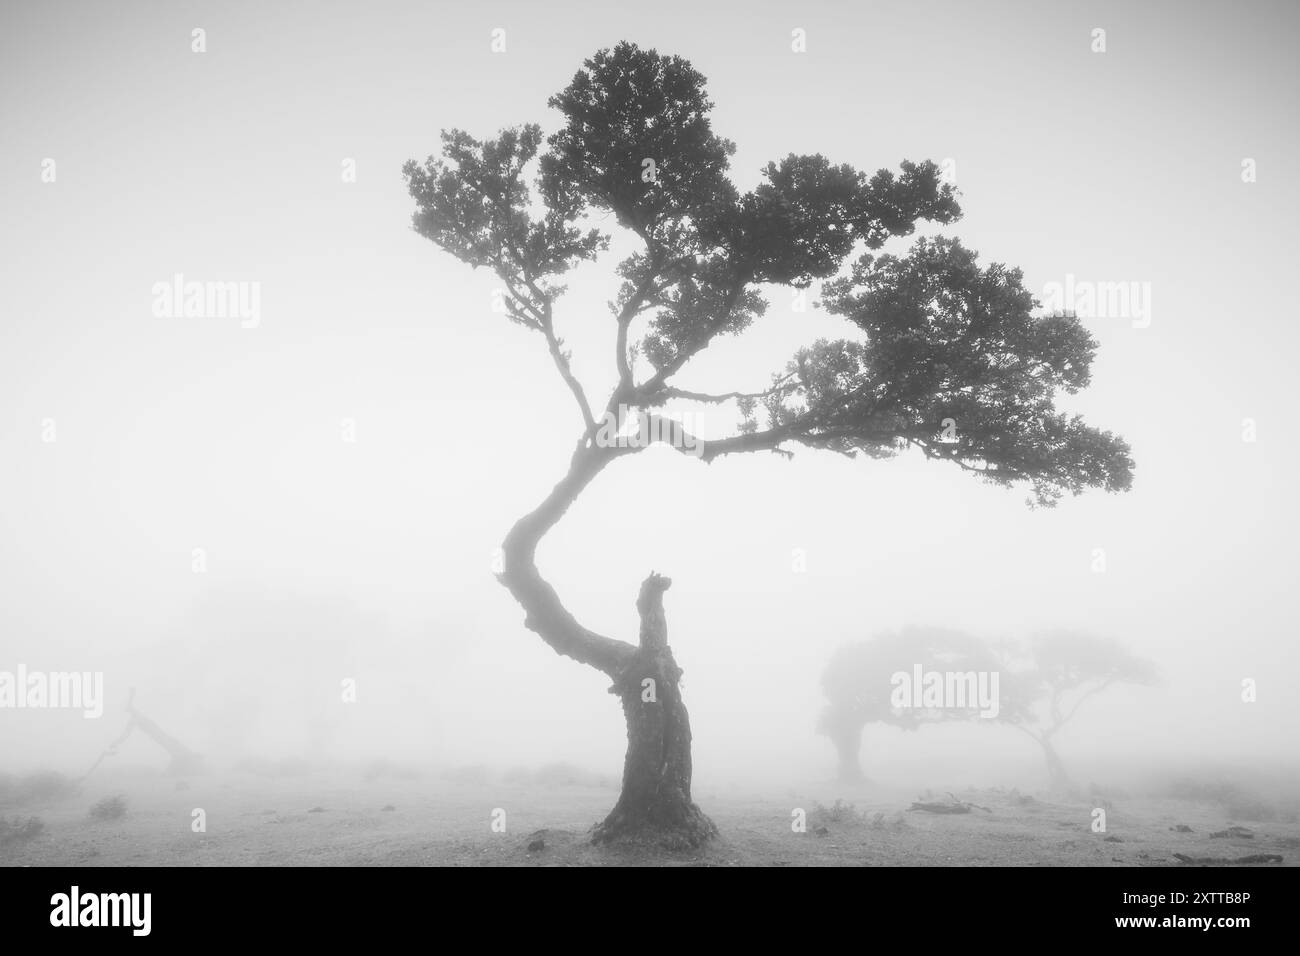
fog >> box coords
[2,0,1298,863]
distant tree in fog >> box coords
[404,42,1134,847]
[996,632,1157,791]
[819,628,1001,782]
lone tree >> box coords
[996,632,1156,792]
[403,43,1133,847]
[818,628,1000,783]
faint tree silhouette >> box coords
[997,631,1157,792]
[819,627,1002,782]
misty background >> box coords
[2,0,1297,798]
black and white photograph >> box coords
[1,0,1296,936]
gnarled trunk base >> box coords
[591,573,717,850]
[592,659,717,849]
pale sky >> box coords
[2,0,1297,785]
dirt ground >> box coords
[4,768,1297,867]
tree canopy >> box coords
[996,630,1159,733]
[404,41,1134,507]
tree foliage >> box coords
[818,627,1001,739]
[996,630,1159,735]
[403,41,1132,509]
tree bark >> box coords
[497,443,716,847]
[498,442,639,676]
[592,573,717,848]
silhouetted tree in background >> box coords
[404,42,1133,847]
[997,632,1157,792]
[818,628,1001,783]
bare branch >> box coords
[541,316,598,433]
[660,372,798,406]
[1057,676,1117,729]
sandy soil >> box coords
[4,769,1297,867]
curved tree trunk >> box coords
[497,442,716,847]
[498,442,639,675]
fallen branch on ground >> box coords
[1172,852,1282,865]
[908,794,992,815]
